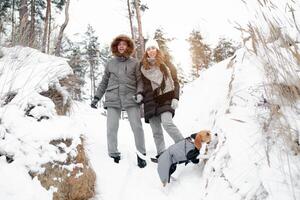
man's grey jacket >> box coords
[95,57,143,109]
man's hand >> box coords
[91,97,100,109]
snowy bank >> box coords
[175,45,300,200]
[0,46,95,200]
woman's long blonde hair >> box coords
[141,49,170,78]
[141,49,165,70]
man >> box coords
[91,35,146,168]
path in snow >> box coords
[71,103,206,200]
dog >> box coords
[157,130,217,186]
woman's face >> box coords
[118,41,128,54]
[146,46,157,59]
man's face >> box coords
[117,41,128,54]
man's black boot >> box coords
[110,155,120,163]
[137,154,147,168]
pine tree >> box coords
[52,0,66,10]
[98,45,111,78]
[176,64,189,86]
[212,38,239,63]
[0,0,11,36]
[83,24,101,100]
[68,45,85,100]
[152,29,188,85]
[99,45,111,65]
[58,35,74,57]
[95,45,110,102]
[0,0,68,50]
[187,30,211,78]
[153,28,173,63]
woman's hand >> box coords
[133,94,143,103]
[171,99,179,109]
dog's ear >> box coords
[191,133,197,139]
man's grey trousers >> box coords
[106,106,146,157]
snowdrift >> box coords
[0,46,95,200]
[1,40,300,200]
[175,45,300,199]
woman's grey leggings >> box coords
[149,111,184,155]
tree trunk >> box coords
[29,0,35,47]
[90,64,94,100]
[11,0,16,45]
[55,0,70,56]
[0,20,2,40]
[127,0,136,57]
[93,72,96,98]
[47,11,51,54]
[127,0,135,39]
[90,64,93,100]
[133,0,144,58]
[0,17,3,37]
[42,0,51,53]
[19,0,29,45]
[89,57,96,100]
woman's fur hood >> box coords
[111,35,135,58]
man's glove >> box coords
[171,99,179,110]
[133,94,143,104]
[91,97,100,109]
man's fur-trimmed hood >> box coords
[111,35,135,58]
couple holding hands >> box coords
[91,35,209,186]
[91,34,183,166]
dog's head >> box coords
[192,130,213,150]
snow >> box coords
[0,46,80,200]
[0,46,72,96]
[70,45,299,200]
[70,103,211,200]
[1,1,300,198]
[0,161,53,200]
[1,42,300,199]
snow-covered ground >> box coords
[1,33,300,200]
[70,47,300,200]
[71,102,213,200]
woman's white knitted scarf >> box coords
[141,62,174,95]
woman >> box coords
[140,39,184,159]
[91,35,146,168]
